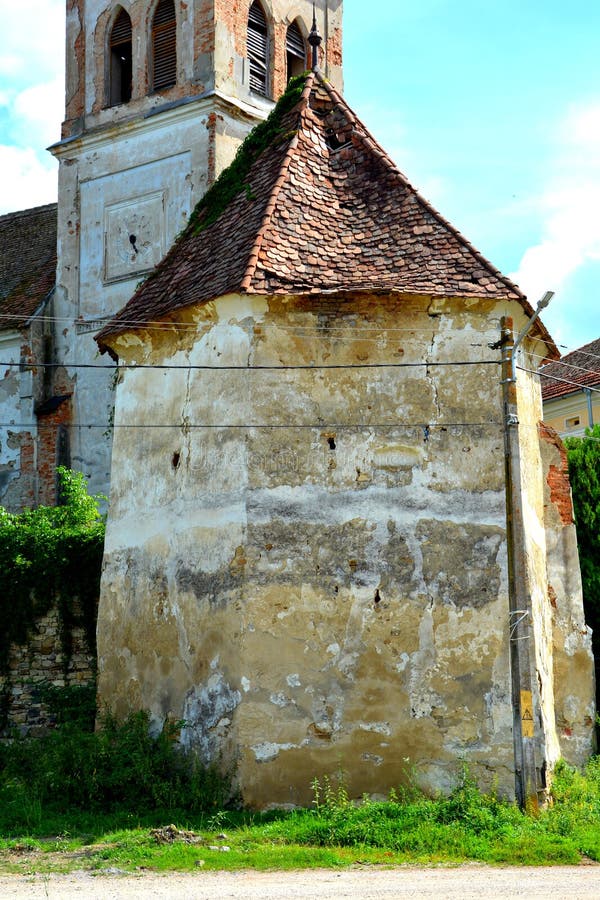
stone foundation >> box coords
[0,605,96,735]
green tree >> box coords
[565,424,600,705]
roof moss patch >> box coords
[188,73,307,234]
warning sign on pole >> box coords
[520,690,534,738]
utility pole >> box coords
[500,292,553,811]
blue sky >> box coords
[1,0,600,350]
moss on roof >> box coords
[188,73,307,234]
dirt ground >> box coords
[1,866,599,899]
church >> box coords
[0,2,595,808]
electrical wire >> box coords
[0,421,503,431]
[0,311,506,335]
[518,366,600,395]
[0,359,501,371]
[527,351,600,380]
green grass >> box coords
[1,715,599,874]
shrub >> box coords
[0,711,232,830]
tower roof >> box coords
[96,71,555,355]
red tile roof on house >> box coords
[0,203,57,331]
[96,72,556,355]
[541,337,600,401]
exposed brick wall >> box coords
[0,604,95,735]
[63,0,86,137]
[539,421,575,526]
[73,2,343,123]
[36,396,73,508]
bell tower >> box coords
[49,1,343,498]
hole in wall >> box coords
[374,589,381,604]
[172,451,181,470]
[327,437,336,450]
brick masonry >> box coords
[539,421,575,526]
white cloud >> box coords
[512,102,600,302]
[13,77,63,147]
[0,1,65,84]
[0,2,64,213]
[0,146,57,214]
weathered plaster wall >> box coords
[514,352,562,779]
[538,422,596,765]
[98,291,538,806]
[0,331,28,507]
[0,325,53,511]
[52,99,213,497]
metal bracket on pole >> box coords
[509,610,530,641]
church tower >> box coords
[49,1,343,498]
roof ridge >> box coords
[314,72,526,305]
[240,72,315,292]
[0,202,57,224]
[549,336,600,363]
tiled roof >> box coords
[96,72,556,354]
[0,203,57,331]
[541,337,600,401]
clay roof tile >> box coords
[0,203,57,331]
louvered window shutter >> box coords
[109,10,132,105]
[248,3,269,96]
[286,22,305,62]
[286,21,306,83]
[111,11,132,47]
[152,0,177,92]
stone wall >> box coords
[0,604,96,735]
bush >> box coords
[0,711,232,830]
[0,467,105,680]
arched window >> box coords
[152,0,177,92]
[248,2,269,96]
[286,21,306,83]
[109,9,132,106]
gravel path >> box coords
[1,866,599,899]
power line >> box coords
[0,359,500,371]
[519,366,600,395]
[529,351,600,380]
[0,311,506,335]
[0,421,503,431]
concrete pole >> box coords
[584,388,594,428]
[500,316,539,812]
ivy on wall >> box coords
[0,468,105,680]
[565,425,600,711]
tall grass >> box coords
[0,710,232,833]
[0,714,599,870]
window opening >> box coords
[248,2,269,96]
[152,0,177,92]
[109,9,133,106]
[286,21,306,82]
